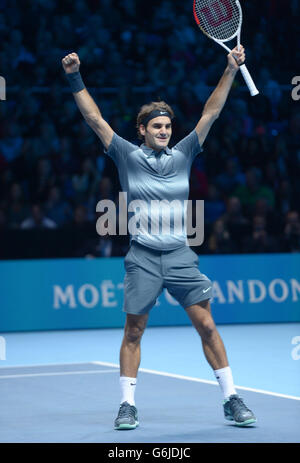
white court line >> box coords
[0,361,100,370]
[1,360,299,401]
[92,361,300,402]
[0,369,118,379]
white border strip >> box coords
[0,369,118,379]
[92,361,300,401]
[1,360,299,401]
[0,361,96,369]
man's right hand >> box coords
[62,52,80,74]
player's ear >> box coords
[139,124,146,136]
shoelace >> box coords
[230,396,251,412]
[118,403,135,418]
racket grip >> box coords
[239,64,259,97]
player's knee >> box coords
[124,324,145,344]
[199,315,216,339]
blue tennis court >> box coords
[1,323,299,443]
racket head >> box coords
[193,0,242,43]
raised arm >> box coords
[62,52,114,150]
[195,46,245,147]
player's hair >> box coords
[136,101,175,140]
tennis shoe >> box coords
[223,394,257,426]
[114,401,139,430]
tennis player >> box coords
[62,45,256,428]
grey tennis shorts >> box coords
[123,241,212,315]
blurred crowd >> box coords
[0,0,299,257]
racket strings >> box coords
[194,0,240,41]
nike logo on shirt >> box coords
[202,287,211,294]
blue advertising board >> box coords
[0,253,299,332]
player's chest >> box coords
[127,156,190,200]
[127,152,187,178]
[143,153,174,177]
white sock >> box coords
[120,376,137,406]
[214,366,237,400]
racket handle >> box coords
[239,64,259,97]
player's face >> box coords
[140,116,172,152]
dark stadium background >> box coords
[0,0,299,259]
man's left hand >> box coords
[227,45,245,72]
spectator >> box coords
[222,196,250,247]
[21,203,57,229]
[0,122,23,163]
[44,185,73,226]
[282,211,300,252]
[234,168,275,216]
[29,158,56,202]
[204,184,226,224]
[253,197,281,236]
[71,157,100,203]
[189,161,209,200]
[215,158,245,195]
[243,216,278,253]
[97,176,115,201]
[207,219,237,254]
[276,179,296,216]
[69,204,90,230]
[7,182,30,228]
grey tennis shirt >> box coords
[106,129,202,251]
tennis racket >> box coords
[193,0,259,96]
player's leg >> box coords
[163,246,256,426]
[120,313,149,378]
[185,299,228,371]
[185,300,256,426]
[114,242,163,430]
[115,313,148,430]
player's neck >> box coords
[143,141,166,153]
